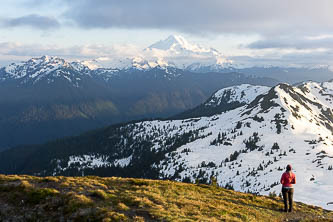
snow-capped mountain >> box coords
[0,56,92,87]
[79,35,232,71]
[147,35,220,56]
[1,80,332,209]
[148,35,199,51]
[145,35,232,70]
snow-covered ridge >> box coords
[0,56,92,87]
[4,56,70,79]
[205,84,270,107]
[156,81,333,209]
[0,55,187,85]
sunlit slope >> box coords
[0,175,332,221]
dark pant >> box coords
[282,187,294,212]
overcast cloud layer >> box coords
[63,0,333,35]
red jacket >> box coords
[280,171,296,187]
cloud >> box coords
[0,41,142,66]
[62,0,333,36]
[246,36,333,50]
[21,0,59,7]
[0,42,132,57]
[2,14,60,30]
[231,49,333,68]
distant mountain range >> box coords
[0,56,277,150]
[1,80,332,209]
[80,35,333,83]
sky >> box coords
[1,0,333,68]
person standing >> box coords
[280,164,296,212]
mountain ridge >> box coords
[1,80,332,209]
[0,56,278,150]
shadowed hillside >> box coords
[0,175,332,221]
[0,56,278,150]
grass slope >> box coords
[0,175,332,222]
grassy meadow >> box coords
[0,174,332,221]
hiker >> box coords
[280,164,296,212]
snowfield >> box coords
[206,84,271,106]
[137,81,332,209]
